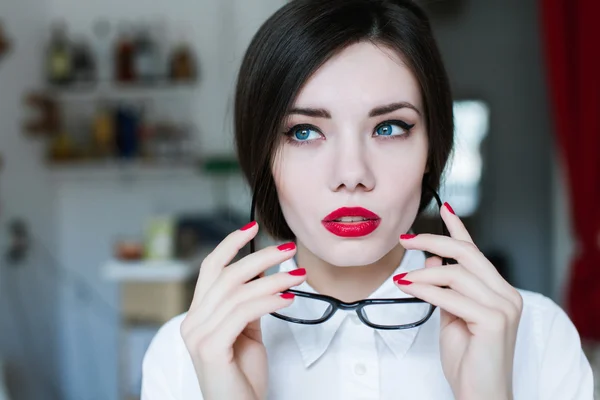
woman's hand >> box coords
[394,203,523,400]
[180,221,306,400]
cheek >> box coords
[372,142,428,213]
[376,141,428,184]
[272,148,319,215]
[382,156,426,187]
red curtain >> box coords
[540,0,600,340]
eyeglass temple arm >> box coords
[426,184,453,266]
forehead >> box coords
[293,41,422,109]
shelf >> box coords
[47,80,198,102]
[102,258,200,283]
[47,160,201,181]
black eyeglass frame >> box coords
[249,182,452,330]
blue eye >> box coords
[374,122,407,137]
[292,127,320,141]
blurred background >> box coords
[0,0,598,399]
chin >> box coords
[313,240,394,267]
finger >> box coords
[397,264,513,312]
[423,255,454,328]
[425,256,443,268]
[399,234,515,301]
[192,241,296,315]
[193,221,259,306]
[400,233,485,270]
[242,268,307,299]
[226,242,297,284]
[197,264,305,327]
[192,293,296,363]
[394,282,505,332]
[440,202,474,243]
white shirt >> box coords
[141,249,594,400]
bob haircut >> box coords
[234,0,454,241]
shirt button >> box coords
[354,363,367,376]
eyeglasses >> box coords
[249,184,451,330]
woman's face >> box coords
[272,41,428,267]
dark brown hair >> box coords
[234,0,454,240]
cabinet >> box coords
[102,256,206,400]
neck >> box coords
[295,242,406,302]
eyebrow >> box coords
[287,101,421,118]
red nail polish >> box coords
[277,242,296,252]
[280,292,295,300]
[444,202,455,215]
[400,234,417,240]
[240,221,257,231]
[395,279,413,286]
[393,272,408,281]
[289,268,306,276]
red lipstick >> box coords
[321,207,381,238]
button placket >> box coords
[339,313,380,399]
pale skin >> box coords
[180,41,523,400]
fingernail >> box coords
[280,292,295,300]
[289,268,306,276]
[400,234,417,240]
[444,202,455,215]
[240,221,257,231]
[277,242,296,252]
[395,279,413,286]
[393,272,408,281]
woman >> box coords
[141,0,593,399]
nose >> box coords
[328,137,375,193]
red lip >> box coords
[322,207,381,238]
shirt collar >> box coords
[276,249,427,368]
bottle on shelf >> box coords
[169,26,197,83]
[48,130,78,162]
[144,212,176,261]
[91,100,115,159]
[114,23,135,84]
[46,20,73,86]
[71,35,96,84]
[114,101,143,158]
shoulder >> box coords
[518,288,561,312]
[517,289,576,342]
[516,289,576,353]
[518,289,562,327]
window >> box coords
[426,100,490,217]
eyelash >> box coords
[282,120,416,147]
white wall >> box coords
[0,1,58,399]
